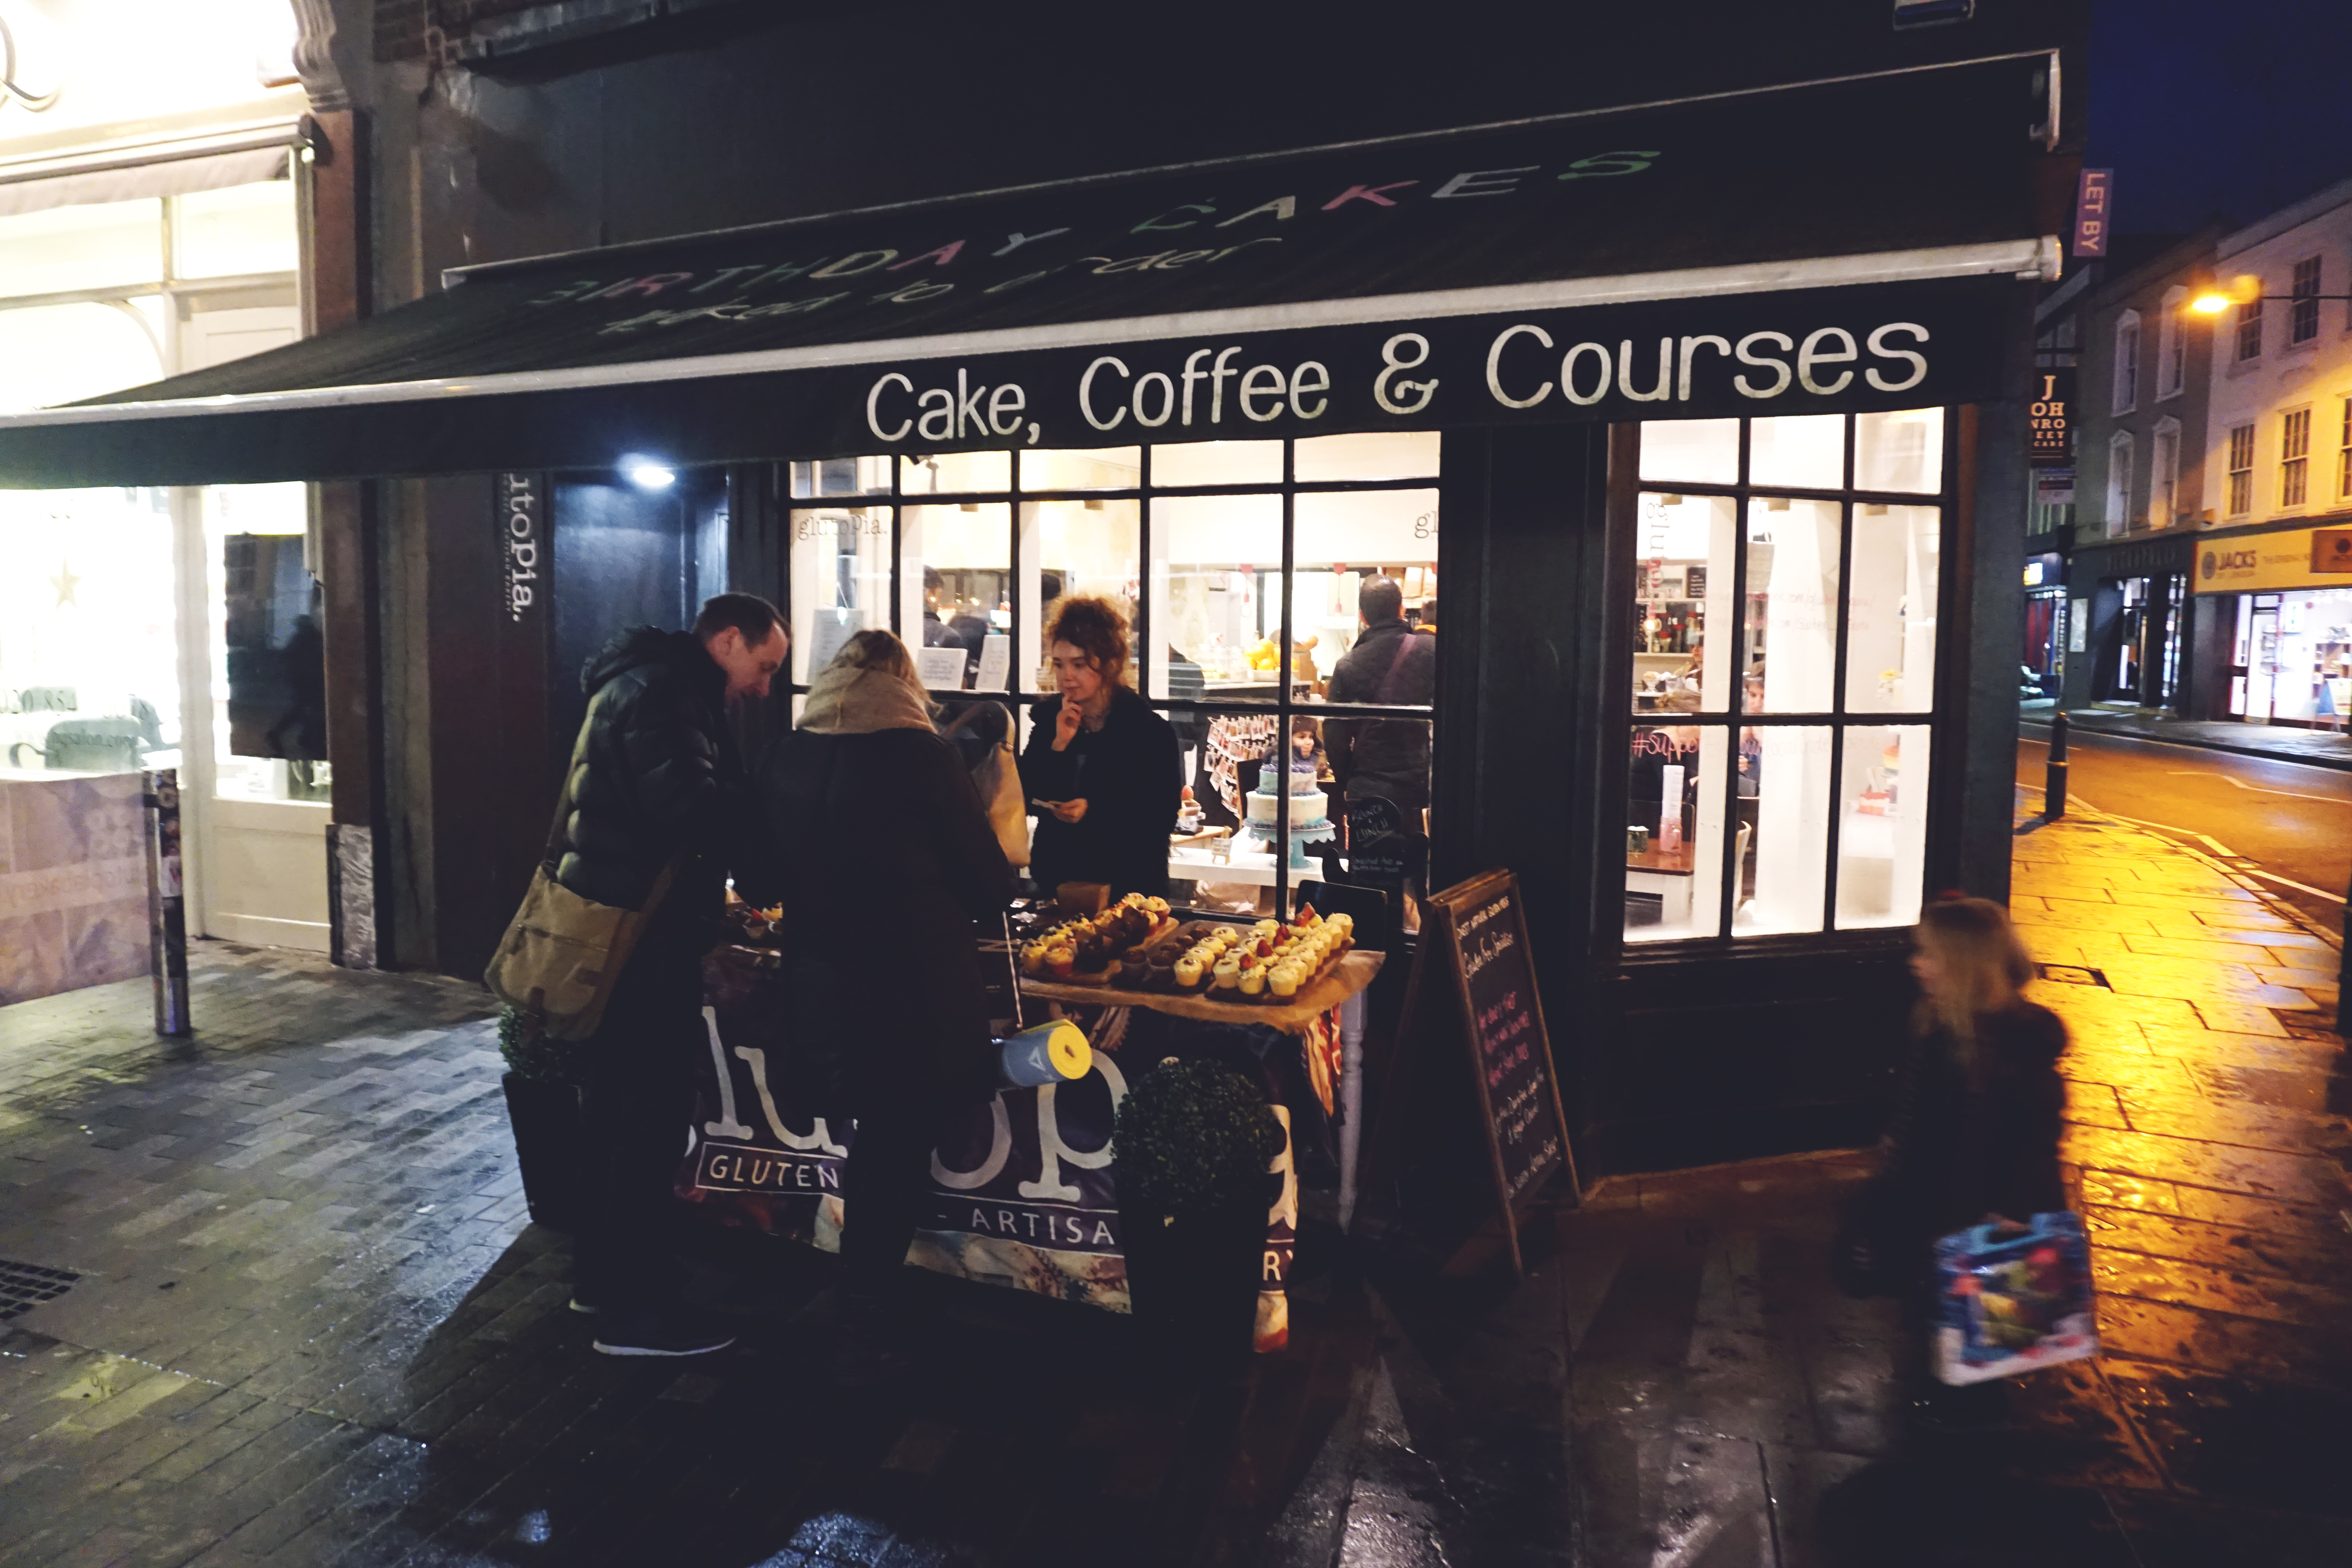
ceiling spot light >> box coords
[624,461,676,489]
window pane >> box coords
[788,505,890,685]
[1293,431,1440,482]
[789,456,891,497]
[174,180,298,279]
[1021,447,1141,491]
[902,451,1010,494]
[1836,726,1931,929]
[904,503,1009,691]
[1635,493,1736,714]
[1749,414,1844,490]
[1151,439,1283,488]
[1296,488,1438,688]
[1845,505,1939,712]
[1854,407,1943,494]
[1021,497,1138,695]
[0,486,179,780]
[207,484,323,802]
[1742,497,1841,713]
[1152,492,1285,686]
[1739,725,1831,935]
[1626,724,1725,943]
[1637,417,1739,485]
[0,302,164,412]
[0,199,161,298]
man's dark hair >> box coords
[693,592,784,646]
[1359,575,1405,624]
[924,565,944,593]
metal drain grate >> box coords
[0,1259,79,1321]
[2037,964,2111,989]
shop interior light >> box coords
[624,461,676,489]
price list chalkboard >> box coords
[1426,870,1575,1273]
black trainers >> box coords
[591,1309,736,1358]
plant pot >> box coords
[500,1072,585,1230]
[1117,1185,1268,1365]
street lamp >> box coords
[2187,287,2352,314]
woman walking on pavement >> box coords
[1880,895,2069,1434]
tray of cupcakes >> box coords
[1015,893,1181,986]
[1154,908,1355,1005]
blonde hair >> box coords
[1041,593,1134,690]
[1916,896,2034,1041]
[827,628,919,687]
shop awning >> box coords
[0,54,2062,488]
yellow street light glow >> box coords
[2187,292,2234,315]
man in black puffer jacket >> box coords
[564,593,785,1358]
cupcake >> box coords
[1045,947,1075,980]
[1174,954,1205,991]
[1269,965,1301,1000]
[1212,958,1241,993]
[1144,896,1171,916]
[1329,912,1354,936]
[1239,966,1267,1000]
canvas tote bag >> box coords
[484,692,678,1042]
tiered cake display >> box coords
[1242,756,1336,867]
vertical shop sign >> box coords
[2073,170,2112,258]
[501,473,543,621]
[2029,370,2074,465]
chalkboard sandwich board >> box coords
[1384,869,1577,1276]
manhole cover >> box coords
[2038,964,2111,988]
[0,1259,79,1321]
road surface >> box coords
[2017,728,2351,929]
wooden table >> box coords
[1626,842,1696,926]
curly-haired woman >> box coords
[1018,594,1181,898]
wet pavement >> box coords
[0,948,1369,1567]
[2017,726,2352,929]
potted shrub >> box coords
[1112,1056,1286,1362]
[497,1007,588,1229]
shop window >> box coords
[2289,257,2322,345]
[2111,310,2140,413]
[2235,296,2264,363]
[2280,408,2311,509]
[2156,287,2187,398]
[0,199,164,299]
[2226,424,2255,516]
[2105,430,2134,537]
[0,302,164,413]
[2150,419,2180,528]
[775,434,1438,918]
[1626,412,1943,946]
[173,179,299,280]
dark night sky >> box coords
[2087,0,2352,236]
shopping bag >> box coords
[1931,1211,2098,1385]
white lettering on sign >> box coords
[867,368,1040,445]
[501,474,540,622]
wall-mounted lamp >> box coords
[623,460,676,490]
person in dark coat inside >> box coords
[559,592,786,1357]
[1019,594,1181,900]
[754,630,1013,1383]
[1324,574,1437,896]
[1878,895,2068,1432]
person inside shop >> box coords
[1659,640,1705,713]
[751,629,1013,1385]
[563,592,787,1359]
[1326,574,1437,902]
[920,566,960,650]
[1874,895,2068,1434]
[1020,593,1181,899]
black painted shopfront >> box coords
[0,57,2068,1176]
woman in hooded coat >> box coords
[755,630,1012,1380]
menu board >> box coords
[1425,870,1575,1273]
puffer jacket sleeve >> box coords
[915,733,1015,918]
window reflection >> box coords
[1635,493,1735,714]
[1836,726,1931,928]
[1625,724,1725,942]
[904,503,1008,691]
[788,505,890,686]
[1845,505,1939,712]
[1742,497,1840,713]
[1741,725,1831,935]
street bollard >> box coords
[2043,711,2069,820]
[142,768,191,1038]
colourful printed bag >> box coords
[1931,1211,2099,1385]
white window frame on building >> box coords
[2235,296,2264,363]
[2111,309,2140,413]
[2226,423,2255,516]
[2280,406,2312,509]
[2338,396,2352,503]
[2150,417,2181,528]
[2155,286,2187,399]
[2288,256,2322,346]
[2106,428,2135,536]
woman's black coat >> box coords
[755,726,1013,1110]
[1881,1000,2069,1243]
[1019,686,1181,898]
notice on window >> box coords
[808,608,857,672]
[974,633,1011,692]
[916,645,969,690]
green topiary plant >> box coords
[498,1005,585,1085]
[1113,1057,1285,1218]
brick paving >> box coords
[0,945,1368,1567]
